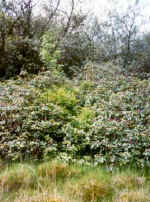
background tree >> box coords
[0,0,150,78]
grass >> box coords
[0,161,150,202]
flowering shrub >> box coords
[1,69,150,168]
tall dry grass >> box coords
[0,161,150,202]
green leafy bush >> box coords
[77,107,95,123]
[1,67,150,167]
[0,38,42,78]
[40,30,62,71]
[40,86,79,114]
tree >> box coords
[0,0,43,77]
[87,1,142,68]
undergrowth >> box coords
[1,63,150,200]
[1,63,150,168]
[0,160,150,202]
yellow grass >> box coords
[0,161,150,202]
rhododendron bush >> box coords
[0,68,150,168]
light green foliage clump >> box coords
[79,80,95,91]
[77,107,95,123]
[40,30,62,70]
[41,87,79,113]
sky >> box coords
[36,0,150,28]
[77,0,150,32]
[81,0,150,17]
[37,0,150,17]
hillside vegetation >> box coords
[1,1,150,201]
[1,63,150,168]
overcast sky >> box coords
[37,0,150,17]
[37,0,150,27]
[75,0,150,33]
[81,0,150,17]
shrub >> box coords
[40,30,62,71]
[0,37,42,78]
[1,67,150,168]
[40,87,79,115]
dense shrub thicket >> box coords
[1,0,150,169]
[0,66,150,168]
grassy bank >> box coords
[0,160,150,202]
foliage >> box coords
[0,37,42,78]
[58,31,94,77]
[1,0,150,79]
[40,30,62,71]
[131,33,150,73]
[1,65,150,168]
[0,1,43,78]
[40,86,79,113]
